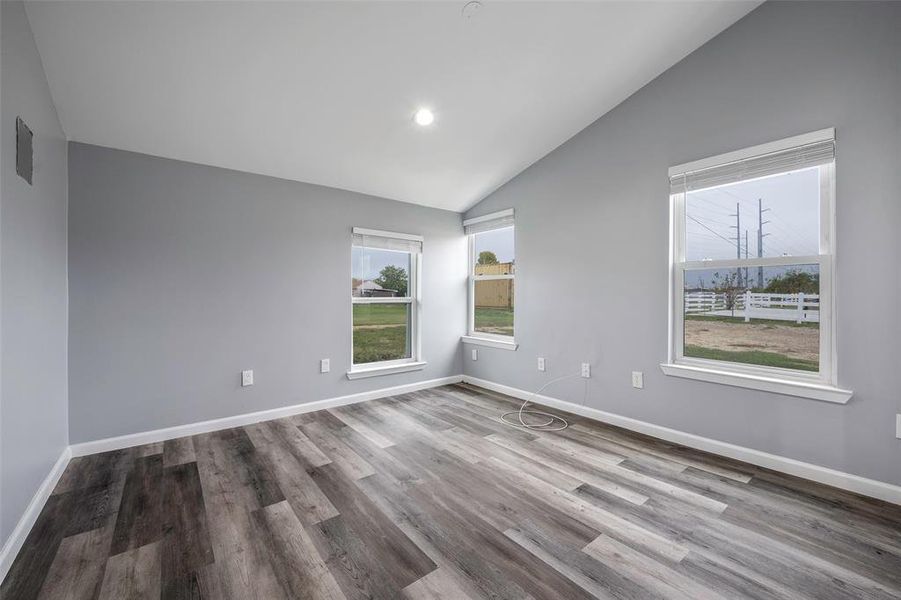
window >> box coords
[348,228,425,379]
[462,209,517,350]
[664,129,851,403]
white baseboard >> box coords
[70,375,463,457]
[0,446,72,583]
[462,375,901,506]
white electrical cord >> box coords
[499,372,583,431]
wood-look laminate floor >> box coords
[3,384,901,600]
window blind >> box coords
[670,138,834,195]
[352,228,422,254]
[463,208,514,235]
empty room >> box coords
[2,1,900,598]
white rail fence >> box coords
[685,291,819,323]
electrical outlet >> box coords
[537,357,546,372]
[320,359,330,373]
[241,369,254,387]
[581,363,591,378]
[632,371,644,389]
[896,414,901,439]
[471,348,478,361]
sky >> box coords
[352,247,410,283]
[352,226,515,288]
[685,166,820,262]
[474,226,515,264]
[683,166,821,289]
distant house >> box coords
[353,280,397,298]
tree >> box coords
[477,251,499,265]
[375,265,408,297]
[764,269,819,294]
[711,271,740,314]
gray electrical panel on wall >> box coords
[16,116,33,185]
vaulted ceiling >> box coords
[26,1,759,211]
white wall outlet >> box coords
[320,359,330,373]
[471,348,478,361]
[537,357,546,372]
[241,369,254,387]
[896,414,901,439]
[632,371,644,389]
[581,363,591,378]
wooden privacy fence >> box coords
[475,279,514,308]
[475,262,514,276]
[474,262,514,308]
[685,291,819,323]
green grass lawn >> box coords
[353,305,517,363]
[684,344,818,371]
[353,303,407,326]
[353,325,408,364]
[353,304,408,363]
[474,306,514,336]
[685,314,818,329]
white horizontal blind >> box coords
[352,228,422,254]
[670,138,834,194]
[463,209,514,235]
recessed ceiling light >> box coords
[414,108,435,127]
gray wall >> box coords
[464,1,901,486]
[0,1,69,544]
[68,143,466,443]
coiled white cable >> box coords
[499,372,583,432]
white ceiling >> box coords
[26,1,758,212]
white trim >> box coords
[681,255,822,270]
[472,274,514,282]
[351,227,423,243]
[69,375,460,457]
[461,335,518,351]
[351,244,422,372]
[659,363,852,404]
[668,135,837,389]
[0,446,72,583]
[352,297,412,304]
[669,128,835,177]
[467,233,476,334]
[461,376,899,506]
[462,208,514,227]
[467,224,515,340]
[346,360,427,380]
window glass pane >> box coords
[685,167,820,263]
[683,265,819,372]
[352,247,411,297]
[473,279,514,337]
[353,303,411,364]
[473,227,515,275]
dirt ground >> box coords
[684,319,819,362]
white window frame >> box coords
[462,210,517,351]
[347,227,426,379]
[662,129,852,403]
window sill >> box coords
[659,363,852,404]
[461,336,518,351]
[346,361,427,380]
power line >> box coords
[689,194,734,216]
[686,214,735,246]
[685,208,734,227]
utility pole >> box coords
[730,202,743,288]
[744,229,750,288]
[757,198,771,289]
